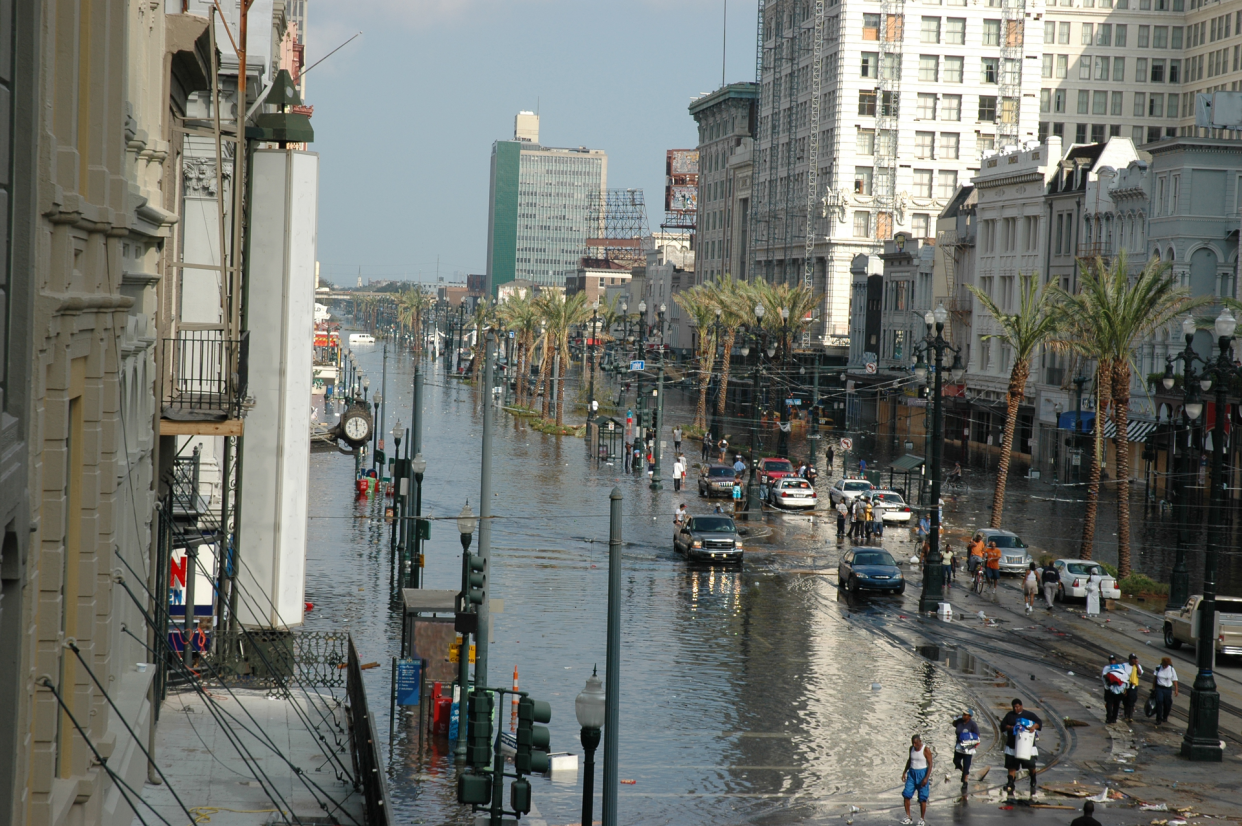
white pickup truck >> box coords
[1163,595,1242,656]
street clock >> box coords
[337,405,372,447]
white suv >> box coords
[828,478,874,505]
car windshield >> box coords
[874,493,903,504]
[844,481,872,491]
[854,551,896,566]
[707,467,734,478]
[1066,562,1101,575]
[983,534,1025,549]
[764,460,794,472]
[781,479,811,489]
[688,517,737,533]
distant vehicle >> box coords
[970,528,1032,575]
[767,477,817,509]
[837,547,905,594]
[828,478,875,505]
[698,464,737,498]
[673,515,744,564]
[1163,595,1242,656]
[1051,558,1120,601]
[348,333,376,345]
[869,490,913,522]
[757,458,796,485]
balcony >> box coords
[160,330,249,435]
[1075,242,1112,262]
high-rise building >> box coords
[689,84,758,285]
[485,114,607,296]
[747,0,1041,350]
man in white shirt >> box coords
[672,457,685,491]
[672,426,683,452]
[1100,654,1130,724]
[674,503,688,527]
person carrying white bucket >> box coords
[999,698,1043,800]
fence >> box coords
[185,629,350,689]
[347,636,392,826]
[161,330,249,419]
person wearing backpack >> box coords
[1101,654,1129,724]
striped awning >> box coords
[1096,418,1159,443]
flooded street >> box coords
[302,343,1237,825]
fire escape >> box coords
[999,0,1026,148]
[874,0,905,240]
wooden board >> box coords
[159,418,244,436]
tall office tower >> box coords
[485,113,608,296]
[748,0,1041,349]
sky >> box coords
[308,0,759,288]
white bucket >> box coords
[1014,729,1036,760]
[937,603,953,619]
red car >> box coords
[757,457,796,485]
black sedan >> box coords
[837,547,905,594]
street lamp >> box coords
[650,304,668,490]
[1053,403,1063,484]
[1072,373,1089,482]
[575,666,606,826]
[363,377,371,401]
[745,303,767,518]
[390,420,404,568]
[1164,316,1199,611]
[588,300,600,423]
[454,501,479,758]
[913,303,965,614]
[637,301,649,454]
[410,451,427,589]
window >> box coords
[979,133,995,152]
[1056,54,1068,78]
[1138,25,1149,47]
[983,19,1001,45]
[917,93,938,118]
[1169,58,1180,82]
[1167,93,1180,118]
[855,166,874,194]
[857,128,876,154]
[1132,125,1144,144]
[1115,25,1128,47]
[1148,93,1164,116]
[919,54,939,81]
[1109,124,1121,138]
[861,52,879,77]
[878,129,897,154]
[979,95,997,121]
[1151,59,1165,82]
[1098,24,1112,46]
[1076,123,1088,143]
[1078,89,1090,113]
[921,16,941,42]
[1054,89,1066,112]
[1055,213,1064,254]
[1095,56,1110,79]
[913,169,934,197]
[1091,124,1106,143]
[1171,26,1183,48]
[1079,55,1091,79]
[1147,126,1162,144]
[1041,88,1051,112]
[1082,22,1094,45]
[1042,54,1053,78]
[944,55,964,82]
[1111,90,1123,115]
[1133,91,1146,116]
[1153,26,1168,48]
[1058,22,1070,44]
[854,211,871,237]
[946,17,966,43]
[881,91,899,116]
[982,57,999,83]
[915,131,935,158]
[881,53,899,79]
[940,132,960,158]
[864,13,881,40]
[859,90,877,115]
[941,94,962,120]
[1093,90,1108,114]
[912,214,931,237]
[1136,57,1147,81]
[1113,57,1125,81]
[937,170,958,199]
[1044,21,1056,44]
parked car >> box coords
[767,477,817,509]
[828,478,875,506]
[970,528,1032,575]
[698,464,737,498]
[757,457,796,485]
[869,490,914,522]
[1163,595,1242,655]
[837,547,905,594]
[673,514,745,563]
[1052,558,1121,601]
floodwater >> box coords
[303,341,1239,825]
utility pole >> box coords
[375,341,387,471]
[650,305,666,490]
[475,332,495,691]
[602,488,623,826]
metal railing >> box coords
[347,636,392,826]
[161,330,249,419]
[187,629,349,689]
[1075,242,1112,260]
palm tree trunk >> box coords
[555,347,567,426]
[515,341,526,408]
[1114,368,1133,577]
[536,339,551,417]
[990,361,1029,528]
[1080,362,1111,559]
[695,346,716,430]
[716,327,737,418]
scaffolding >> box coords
[998,0,1026,147]
[874,0,905,241]
[585,189,650,270]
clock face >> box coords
[344,414,369,441]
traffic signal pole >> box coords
[475,332,494,691]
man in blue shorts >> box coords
[901,734,933,826]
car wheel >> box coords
[1055,585,1064,603]
[1164,623,1181,649]
[896,583,906,595]
[849,574,860,593]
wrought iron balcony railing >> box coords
[161,330,249,420]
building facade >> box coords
[485,113,607,296]
[689,83,759,284]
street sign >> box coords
[509,330,515,338]
[865,362,877,374]
[840,437,853,451]
[395,658,421,706]
[786,399,803,406]
[630,360,645,372]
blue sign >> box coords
[448,695,460,741]
[786,399,803,406]
[630,360,645,372]
[395,658,421,706]
[509,330,515,338]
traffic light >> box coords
[456,771,491,805]
[466,689,494,768]
[515,696,551,774]
[510,778,532,814]
[466,554,486,606]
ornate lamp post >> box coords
[588,299,600,423]
[575,667,606,826]
[390,420,403,564]
[454,502,478,758]
[1053,402,1063,485]
[745,302,767,518]
[410,452,427,589]
[651,304,667,490]
[637,301,648,455]
[912,304,966,614]
[1163,315,1200,612]
[363,377,370,402]
[1072,373,1089,482]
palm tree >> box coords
[707,275,750,424]
[967,275,1064,528]
[674,285,720,430]
[498,292,540,408]
[753,281,819,361]
[537,292,589,425]
[1054,253,1207,573]
[397,287,433,353]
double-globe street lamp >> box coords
[740,303,774,518]
[1162,315,1201,612]
[410,451,427,589]
[1163,309,1236,762]
[588,299,600,424]
[650,304,667,491]
[912,304,966,614]
[454,502,479,758]
[575,667,606,826]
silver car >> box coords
[767,477,817,509]
[971,528,1032,575]
[828,478,875,505]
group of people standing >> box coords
[835,495,885,540]
[1101,652,1179,725]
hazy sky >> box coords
[309,0,759,287]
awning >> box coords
[1098,418,1160,443]
[889,454,926,472]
